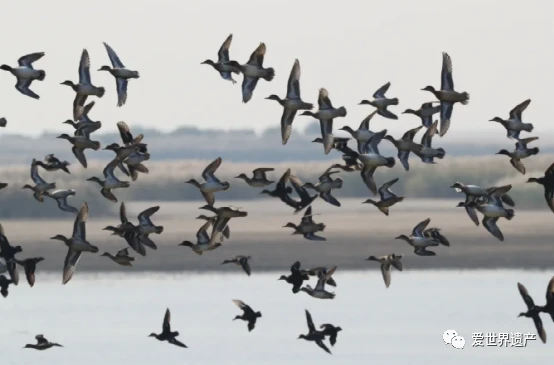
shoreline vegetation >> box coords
[0,154,552,218]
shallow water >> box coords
[1,270,553,364]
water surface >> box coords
[1,270,553,364]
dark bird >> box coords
[0,52,46,99]
[540,276,554,323]
[359,82,399,120]
[235,167,275,188]
[232,299,262,332]
[517,282,547,344]
[24,335,63,350]
[278,261,310,294]
[148,308,188,348]
[365,253,403,288]
[0,275,13,298]
[320,324,342,346]
[0,224,22,285]
[526,161,554,214]
[199,205,248,248]
[201,33,240,84]
[221,255,251,276]
[384,125,424,171]
[421,52,469,137]
[101,248,135,267]
[298,309,332,354]
[98,42,140,107]
[12,257,44,287]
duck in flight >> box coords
[60,49,105,121]
[200,205,248,248]
[87,158,130,203]
[98,42,140,107]
[12,257,44,287]
[22,159,56,202]
[266,59,313,145]
[0,52,46,99]
[490,99,533,140]
[366,254,403,288]
[298,309,332,354]
[43,189,79,214]
[235,167,275,188]
[384,125,423,171]
[149,308,188,348]
[24,335,63,351]
[226,42,275,103]
[185,157,230,206]
[300,266,337,299]
[402,102,441,128]
[34,154,71,174]
[359,82,399,120]
[278,261,310,294]
[179,219,222,255]
[526,161,554,214]
[232,299,262,332]
[517,282,547,343]
[300,88,347,155]
[363,177,405,216]
[411,120,445,164]
[201,33,240,84]
[421,52,469,137]
[283,205,326,241]
[221,255,252,276]
[357,129,396,196]
[103,202,145,256]
[395,218,440,256]
[0,225,22,286]
[495,137,539,175]
[101,248,135,267]
[50,202,99,285]
[302,166,343,207]
[339,111,377,154]
[0,275,13,298]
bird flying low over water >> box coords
[12,257,44,287]
[517,282,547,343]
[421,52,469,137]
[201,34,240,84]
[383,125,423,171]
[302,166,343,207]
[451,182,515,226]
[61,49,105,121]
[179,219,222,255]
[300,266,337,299]
[298,310,332,354]
[34,154,71,174]
[24,335,63,351]
[411,120,446,164]
[278,261,311,294]
[149,308,188,348]
[395,218,440,256]
[366,253,403,288]
[98,42,140,107]
[235,167,275,188]
[87,158,130,203]
[221,255,252,276]
[266,59,313,145]
[226,42,275,103]
[101,248,134,267]
[44,189,79,214]
[357,129,396,196]
[0,52,46,99]
[232,299,262,332]
[22,159,56,202]
[339,111,377,154]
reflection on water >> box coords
[1,270,553,364]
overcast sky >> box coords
[0,0,552,141]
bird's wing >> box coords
[305,309,316,332]
[373,82,391,99]
[72,202,89,239]
[18,52,45,67]
[202,157,223,182]
[217,34,233,63]
[62,249,82,285]
[286,59,301,100]
[246,43,266,67]
[78,49,92,84]
[103,42,125,68]
[440,52,454,91]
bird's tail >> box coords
[263,68,275,82]
[390,97,399,105]
[506,209,515,220]
[385,157,396,168]
[436,148,446,159]
[92,141,101,151]
[338,106,347,117]
[37,70,46,81]
[155,226,164,234]
[460,92,470,105]
[317,223,326,231]
[96,87,106,98]
[523,123,534,132]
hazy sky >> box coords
[0,0,552,141]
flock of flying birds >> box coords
[0,34,554,353]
